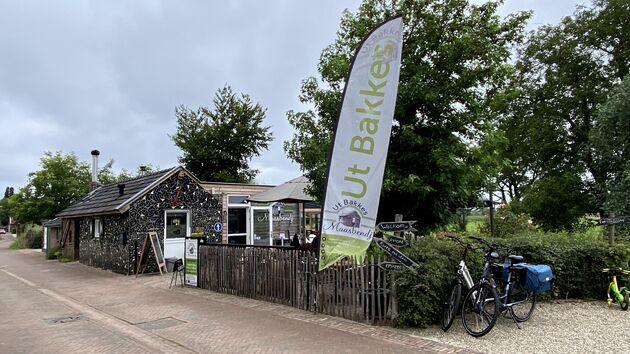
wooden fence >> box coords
[198,244,394,324]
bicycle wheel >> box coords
[509,281,536,322]
[620,289,629,311]
[461,283,499,337]
[441,280,462,331]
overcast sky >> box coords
[0,0,585,191]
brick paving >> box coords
[0,237,472,353]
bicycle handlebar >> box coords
[602,268,630,275]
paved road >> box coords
[0,236,470,353]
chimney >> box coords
[117,183,126,196]
[90,150,100,191]
[139,165,147,176]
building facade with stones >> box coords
[57,167,222,274]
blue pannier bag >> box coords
[524,264,553,292]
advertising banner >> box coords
[318,16,403,271]
[184,238,198,286]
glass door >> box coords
[164,210,189,260]
[251,206,272,246]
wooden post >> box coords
[390,214,402,322]
[608,213,616,246]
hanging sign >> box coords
[318,16,404,271]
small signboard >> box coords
[386,235,409,248]
[379,262,405,271]
[213,222,223,233]
[376,221,417,232]
[136,231,167,276]
[374,239,418,269]
[185,238,198,287]
[599,216,630,226]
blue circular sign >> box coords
[213,222,223,233]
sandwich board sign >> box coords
[136,231,167,276]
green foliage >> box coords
[497,231,630,299]
[10,224,43,249]
[394,231,630,327]
[47,246,62,260]
[521,173,594,231]
[479,207,535,237]
[285,0,530,231]
[591,75,630,216]
[9,152,91,224]
[0,197,11,226]
[497,0,630,215]
[395,236,483,327]
[171,85,273,183]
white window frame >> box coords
[94,217,101,239]
[164,209,191,239]
[227,194,250,244]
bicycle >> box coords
[602,267,629,311]
[460,236,536,337]
[441,233,477,331]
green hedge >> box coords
[394,231,630,327]
[10,224,43,250]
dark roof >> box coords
[42,218,61,228]
[57,167,181,218]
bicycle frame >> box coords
[608,275,628,305]
[458,260,475,289]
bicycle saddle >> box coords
[508,255,524,263]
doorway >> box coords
[164,210,190,260]
[251,206,272,245]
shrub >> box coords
[394,230,630,327]
[10,224,43,249]
[498,231,630,299]
[479,207,535,238]
[47,246,62,260]
[395,236,483,327]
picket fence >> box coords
[197,244,395,324]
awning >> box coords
[248,176,315,203]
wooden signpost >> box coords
[376,220,417,233]
[136,231,167,276]
[374,239,418,269]
[386,235,409,248]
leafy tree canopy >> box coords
[8,152,152,224]
[284,0,529,231]
[9,152,91,224]
[497,0,630,216]
[591,75,630,215]
[172,85,273,183]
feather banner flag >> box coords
[318,16,403,271]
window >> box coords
[166,212,188,239]
[93,217,102,239]
[227,195,249,244]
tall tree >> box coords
[284,0,529,231]
[591,75,630,215]
[172,85,273,182]
[9,152,91,224]
[497,0,630,217]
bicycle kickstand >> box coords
[507,309,522,329]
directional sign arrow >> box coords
[599,216,630,226]
[376,221,417,233]
[374,239,418,269]
[386,235,409,248]
[379,262,406,271]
